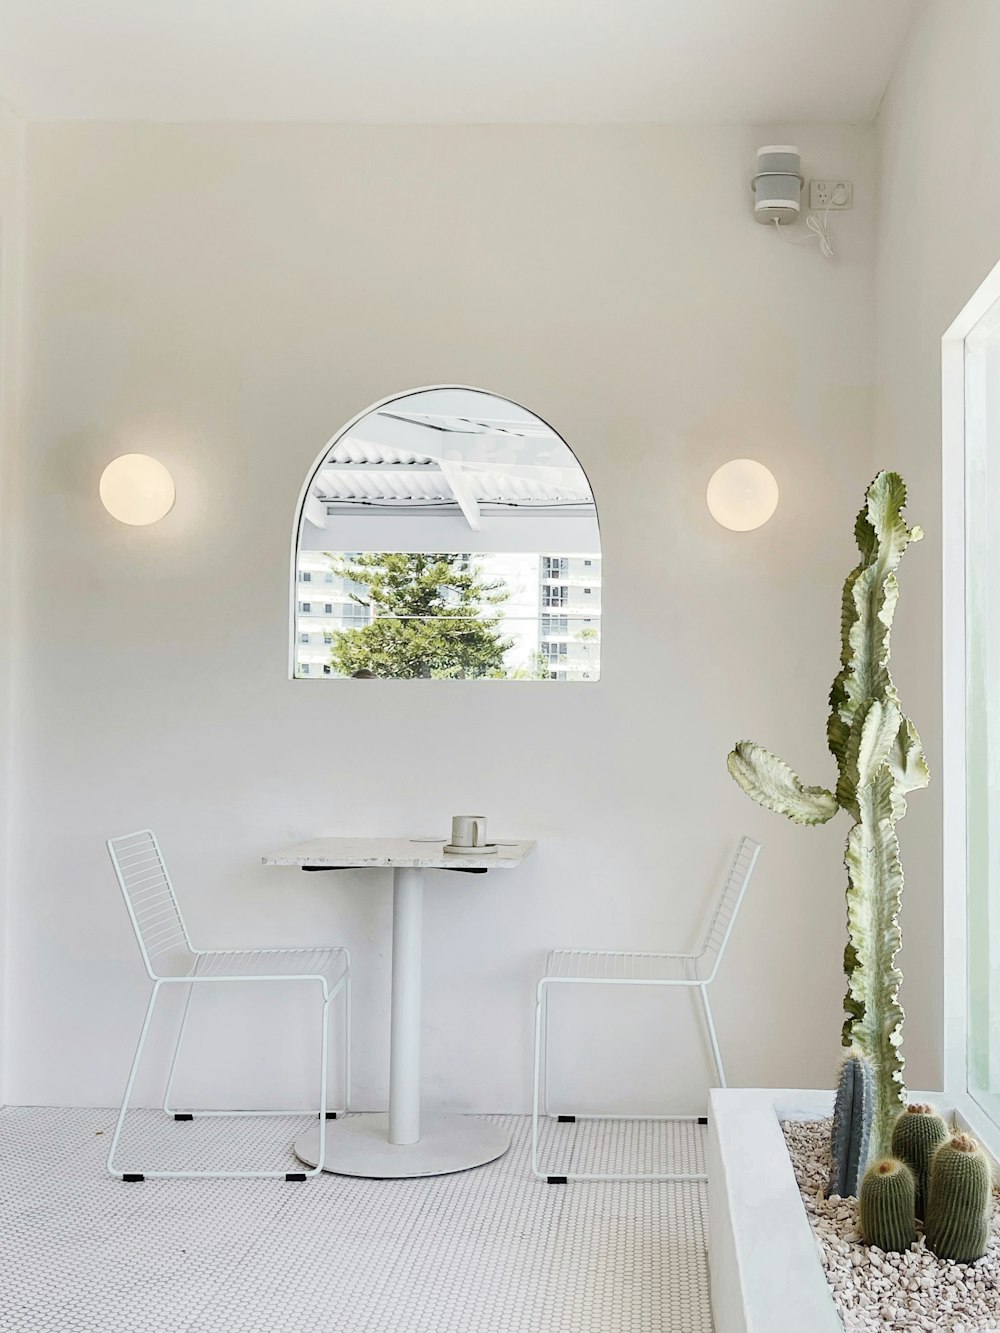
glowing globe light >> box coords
[99,454,175,526]
[707,459,779,531]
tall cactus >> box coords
[728,472,929,1159]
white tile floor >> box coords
[0,1109,711,1333]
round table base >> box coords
[294,1113,512,1178]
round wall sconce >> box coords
[99,454,175,526]
[707,459,779,531]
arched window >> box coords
[291,386,601,681]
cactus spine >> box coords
[727,472,929,1159]
[925,1134,993,1263]
[859,1158,916,1252]
[828,1049,873,1197]
[890,1103,948,1219]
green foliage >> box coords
[829,1049,873,1198]
[727,472,929,1159]
[507,650,552,680]
[890,1103,948,1219]
[925,1134,993,1263]
[859,1158,916,1252]
[328,552,513,680]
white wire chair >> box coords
[531,835,762,1182]
[106,829,351,1181]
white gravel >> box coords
[781,1118,1000,1332]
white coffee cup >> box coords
[451,815,487,848]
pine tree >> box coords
[328,552,513,679]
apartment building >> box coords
[293,551,602,679]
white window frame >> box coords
[941,255,1000,1154]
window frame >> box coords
[941,255,1000,1152]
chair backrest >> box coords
[107,829,195,978]
[697,836,762,981]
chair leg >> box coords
[540,977,552,1117]
[699,984,726,1087]
[341,970,352,1114]
[530,983,547,1180]
[112,979,342,1180]
[319,971,350,1118]
[529,978,710,1183]
[164,970,349,1120]
[162,981,196,1117]
[107,983,161,1178]
[301,994,332,1178]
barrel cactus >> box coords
[828,1049,873,1198]
[728,471,929,1159]
[890,1103,948,1219]
[859,1157,916,1252]
[925,1134,993,1263]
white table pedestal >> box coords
[293,864,512,1178]
[293,1112,511,1178]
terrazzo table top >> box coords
[262,836,536,870]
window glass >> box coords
[965,292,1000,1119]
[293,387,600,680]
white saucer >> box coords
[442,843,498,856]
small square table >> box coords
[262,836,535,1177]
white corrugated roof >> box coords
[318,461,592,507]
[314,406,595,510]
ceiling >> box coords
[0,0,916,123]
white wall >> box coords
[0,98,25,1105]
[874,0,1000,1094]
[7,122,878,1112]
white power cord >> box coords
[772,197,835,259]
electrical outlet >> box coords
[810,180,853,211]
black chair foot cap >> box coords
[547,1175,568,1185]
[324,1112,338,1120]
[174,1113,194,1121]
[285,1172,307,1182]
[557,1115,576,1123]
[698,1116,708,1125]
[122,1173,145,1182]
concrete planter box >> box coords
[708,1088,971,1333]
[707,1088,843,1333]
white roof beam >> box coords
[437,459,482,531]
[321,461,443,476]
[303,493,328,528]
